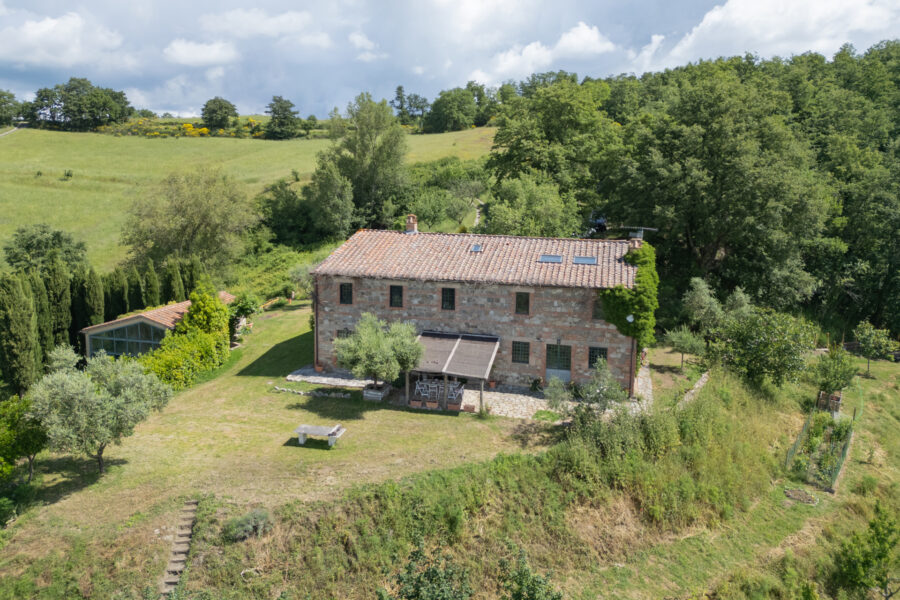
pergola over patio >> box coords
[413,331,500,410]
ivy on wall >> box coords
[599,242,659,349]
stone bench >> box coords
[294,424,346,448]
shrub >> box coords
[222,508,272,542]
[813,345,857,395]
[140,330,228,390]
[855,475,878,496]
[0,497,16,526]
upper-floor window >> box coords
[592,295,604,320]
[441,287,455,310]
[515,292,530,315]
[389,285,403,308]
[339,283,353,305]
[588,346,608,369]
[336,328,353,339]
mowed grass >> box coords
[0,302,543,598]
[0,127,495,270]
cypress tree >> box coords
[183,255,210,293]
[0,273,41,396]
[111,268,129,317]
[126,266,144,311]
[84,268,105,326]
[162,261,185,302]
[102,272,114,321]
[45,257,72,346]
[69,267,87,349]
[27,269,54,361]
[144,259,160,307]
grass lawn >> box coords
[647,346,705,406]
[0,301,545,598]
[0,127,495,270]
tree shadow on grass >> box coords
[238,330,313,378]
[14,455,129,509]
[286,394,464,422]
[650,364,683,375]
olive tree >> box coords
[30,346,172,473]
[334,313,422,391]
[813,345,857,395]
[664,325,705,368]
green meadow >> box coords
[0,127,494,270]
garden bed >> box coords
[786,411,853,491]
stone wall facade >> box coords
[313,275,637,394]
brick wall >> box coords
[314,275,636,392]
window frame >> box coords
[511,341,530,364]
[339,282,353,305]
[389,285,404,308]
[588,346,608,369]
[515,292,530,315]
[546,343,572,371]
[441,287,456,311]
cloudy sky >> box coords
[0,0,897,117]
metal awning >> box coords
[415,331,500,380]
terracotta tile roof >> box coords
[81,291,236,333]
[312,230,638,289]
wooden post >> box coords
[443,374,448,410]
[405,371,410,405]
[479,379,484,413]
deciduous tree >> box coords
[122,168,259,270]
[201,96,237,130]
[2,224,87,273]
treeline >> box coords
[16,78,133,130]
[0,224,213,396]
[478,41,900,335]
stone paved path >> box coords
[634,365,653,404]
[460,385,561,419]
[287,365,370,388]
[679,371,710,407]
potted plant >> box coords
[447,399,462,411]
[409,397,424,408]
[425,397,439,410]
[314,364,324,373]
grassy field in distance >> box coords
[0,127,494,270]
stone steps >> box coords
[159,500,199,597]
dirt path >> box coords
[0,126,19,138]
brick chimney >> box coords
[405,214,418,234]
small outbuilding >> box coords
[80,291,235,358]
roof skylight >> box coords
[471,244,483,252]
[573,256,598,265]
[538,254,563,263]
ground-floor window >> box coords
[588,346,608,369]
[511,341,530,364]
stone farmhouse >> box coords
[312,215,645,395]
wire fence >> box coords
[785,411,815,470]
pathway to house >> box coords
[0,126,19,138]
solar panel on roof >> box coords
[538,254,563,263]
[573,256,598,265]
[471,244,483,252]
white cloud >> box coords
[412,65,425,75]
[657,0,899,70]
[472,21,616,83]
[0,12,133,69]
[203,9,311,38]
[163,39,238,67]
[201,8,331,48]
[349,31,375,50]
[627,34,665,74]
[356,50,387,62]
[555,21,616,57]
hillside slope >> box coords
[0,127,494,270]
